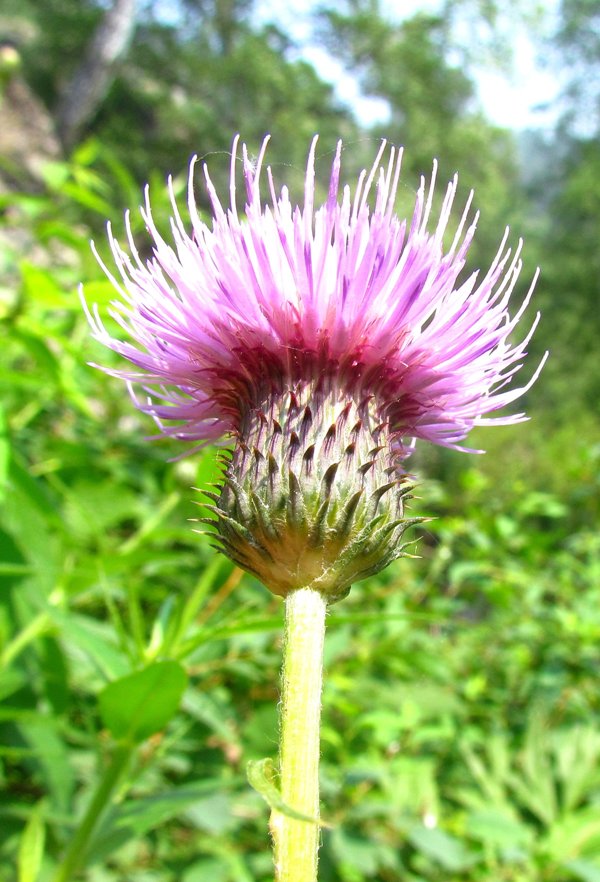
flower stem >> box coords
[272,587,327,882]
[52,742,133,882]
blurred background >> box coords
[1,1,600,880]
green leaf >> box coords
[99,660,188,743]
[246,758,330,827]
[555,727,600,813]
[0,404,9,504]
[182,792,237,834]
[18,801,45,882]
[49,610,130,681]
[38,160,70,189]
[566,860,600,882]
[89,778,240,862]
[177,614,282,658]
[466,809,532,848]
[183,688,240,745]
[544,808,600,861]
[182,858,231,882]
[82,279,124,307]
[62,478,141,542]
[3,457,62,597]
[19,720,74,813]
[330,828,382,876]
[39,636,70,715]
[111,780,235,835]
[408,825,476,872]
[20,262,72,309]
[118,490,180,556]
[61,180,112,216]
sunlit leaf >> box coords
[17,800,45,882]
[98,660,188,743]
[408,825,476,872]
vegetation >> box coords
[1,0,599,880]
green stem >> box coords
[272,587,327,882]
[1,611,52,669]
[52,742,133,882]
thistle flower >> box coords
[84,135,545,600]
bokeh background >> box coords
[1,1,600,880]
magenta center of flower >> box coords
[199,334,433,457]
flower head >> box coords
[85,136,544,599]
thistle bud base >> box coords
[204,377,419,601]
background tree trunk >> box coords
[56,0,137,149]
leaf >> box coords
[39,636,70,715]
[177,614,282,657]
[509,716,558,826]
[460,737,512,807]
[89,779,243,863]
[517,491,568,519]
[89,777,243,862]
[407,825,476,872]
[82,279,124,307]
[98,660,188,743]
[183,689,240,745]
[247,758,327,826]
[3,457,62,597]
[19,720,74,814]
[182,792,237,834]
[20,262,72,309]
[61,180,112,216]
[112,781,236,834]
[117,491,180,556]
[466,809,532,848]
[0,404,9,504]
[62,478,141,542]
[182,858,231,882]
[544,808,600,862]
[18,801,45,882]
[566,860,600,882]
[146,596,178,659]
[10,328,61,384]
[555,727,600,813]
[49,610,130,681]
[330,828,382,876]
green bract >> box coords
[203,380,422,601]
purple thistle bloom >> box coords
[85,135,544,456]
[84,136,545,598]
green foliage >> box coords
[4,0,101,108]
[99,662,188,743]
[1,146,599,880]
[18,800,45,882]
[528,137,600,409]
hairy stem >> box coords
[272,587,327,882]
